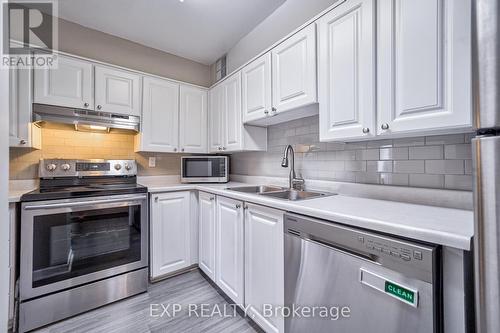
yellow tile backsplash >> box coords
[10,124,182,179]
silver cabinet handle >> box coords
[218,147,222,151]
[209,197,215,201]
[381,123,390,130]
[97,105,102,110]
[155,197,159,202]
[272,107,277,112]
[24,195,147,210]
[83,102,89,108]
[362,128,370,134]
[236,204,241,209]
[264,110,269,115]
[222,147,226,151]
[20,139,27,145]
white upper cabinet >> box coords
[94,65,141,116]
[198,192,216,280]
[10,66,41,148]
[215,196,244,305]
[272,24,317,114]
[179,85,208,153]
[318,0,376,141]
[377,0,472,136]
[34,55,93,110]
[150,191,191,279]
[223,72,243,151]
[245,204,284,333]
[242,53,272,123]
[137,77,179,153]
[209,84,224,153]
[209,72,267,153]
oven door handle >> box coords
[23,195,147,210]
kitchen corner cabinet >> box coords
[318,0,376,141]
[179,85,208,153]
[10,66,41,148]
[215,196,244,304]
[136,77,179,153]
[376,0,472,136]
[94,65,141,116]
[150,191,192,279]
[209,72,267,153]
[34,54,93,110]
[245,204,284,333]
[242,53,272,123]
[242,24,318,126]
[198,192,216,280]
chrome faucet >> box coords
[281,145,305,191]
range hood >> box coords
[32,104,140,132]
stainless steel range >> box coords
[19,159,149,332]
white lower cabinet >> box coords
[150,191,192,279]
[198,192,217,280]
[245,204,284,333]
[215,196,244,305]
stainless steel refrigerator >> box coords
[472,1,500,332]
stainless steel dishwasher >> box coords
[284,213,441,333]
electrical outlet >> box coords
[149,157,156,168]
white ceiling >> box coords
[55,0,286,65]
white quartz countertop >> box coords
[140,179,474,250]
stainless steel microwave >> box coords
[181,156,229,183]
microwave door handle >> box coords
[23,195,147,210]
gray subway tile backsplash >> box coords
[231,116,473,191]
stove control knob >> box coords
[46,163,57,172]
[61,163,71,171]
[114,164,122,171]
[124,163,132,171]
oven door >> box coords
[20,194,148,300]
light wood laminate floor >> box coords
[34,269,260,333]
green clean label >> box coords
[385,281,415,305]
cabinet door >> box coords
[10,66,41,148]
[34,54,93,110]
[216,196,244,305]
[377,0,472,135]
[318,0,376,141]
[198,192,216,280]
[95,65,141,116]
[179,85,208,153]
[223,72,243,152]
[140,77,179,152]
[272,24,317,114]
[242,53,272,123]
[209,85,224,153]
[245,204,284,333]
[150,191,191,279]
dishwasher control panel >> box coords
[285,213,438,283]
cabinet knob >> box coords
[210,197,215,201]
[173,148,177,152]
[362,128,370,134]
[155,197,158,202]
[181,148,185,152]
[236,204,241,209]
[381,123,390,130]
[83,102,89,108]
[218,147,222,151]
[222,147,226,151]
[97,105,102,110]
[264,110,269,115]
[19,139,27,145]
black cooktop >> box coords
[21,177,148,202]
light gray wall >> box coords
[231,116,474,191]
[223,0,340,74]
[56,18,211,87]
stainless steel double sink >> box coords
[227,185,334,201]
